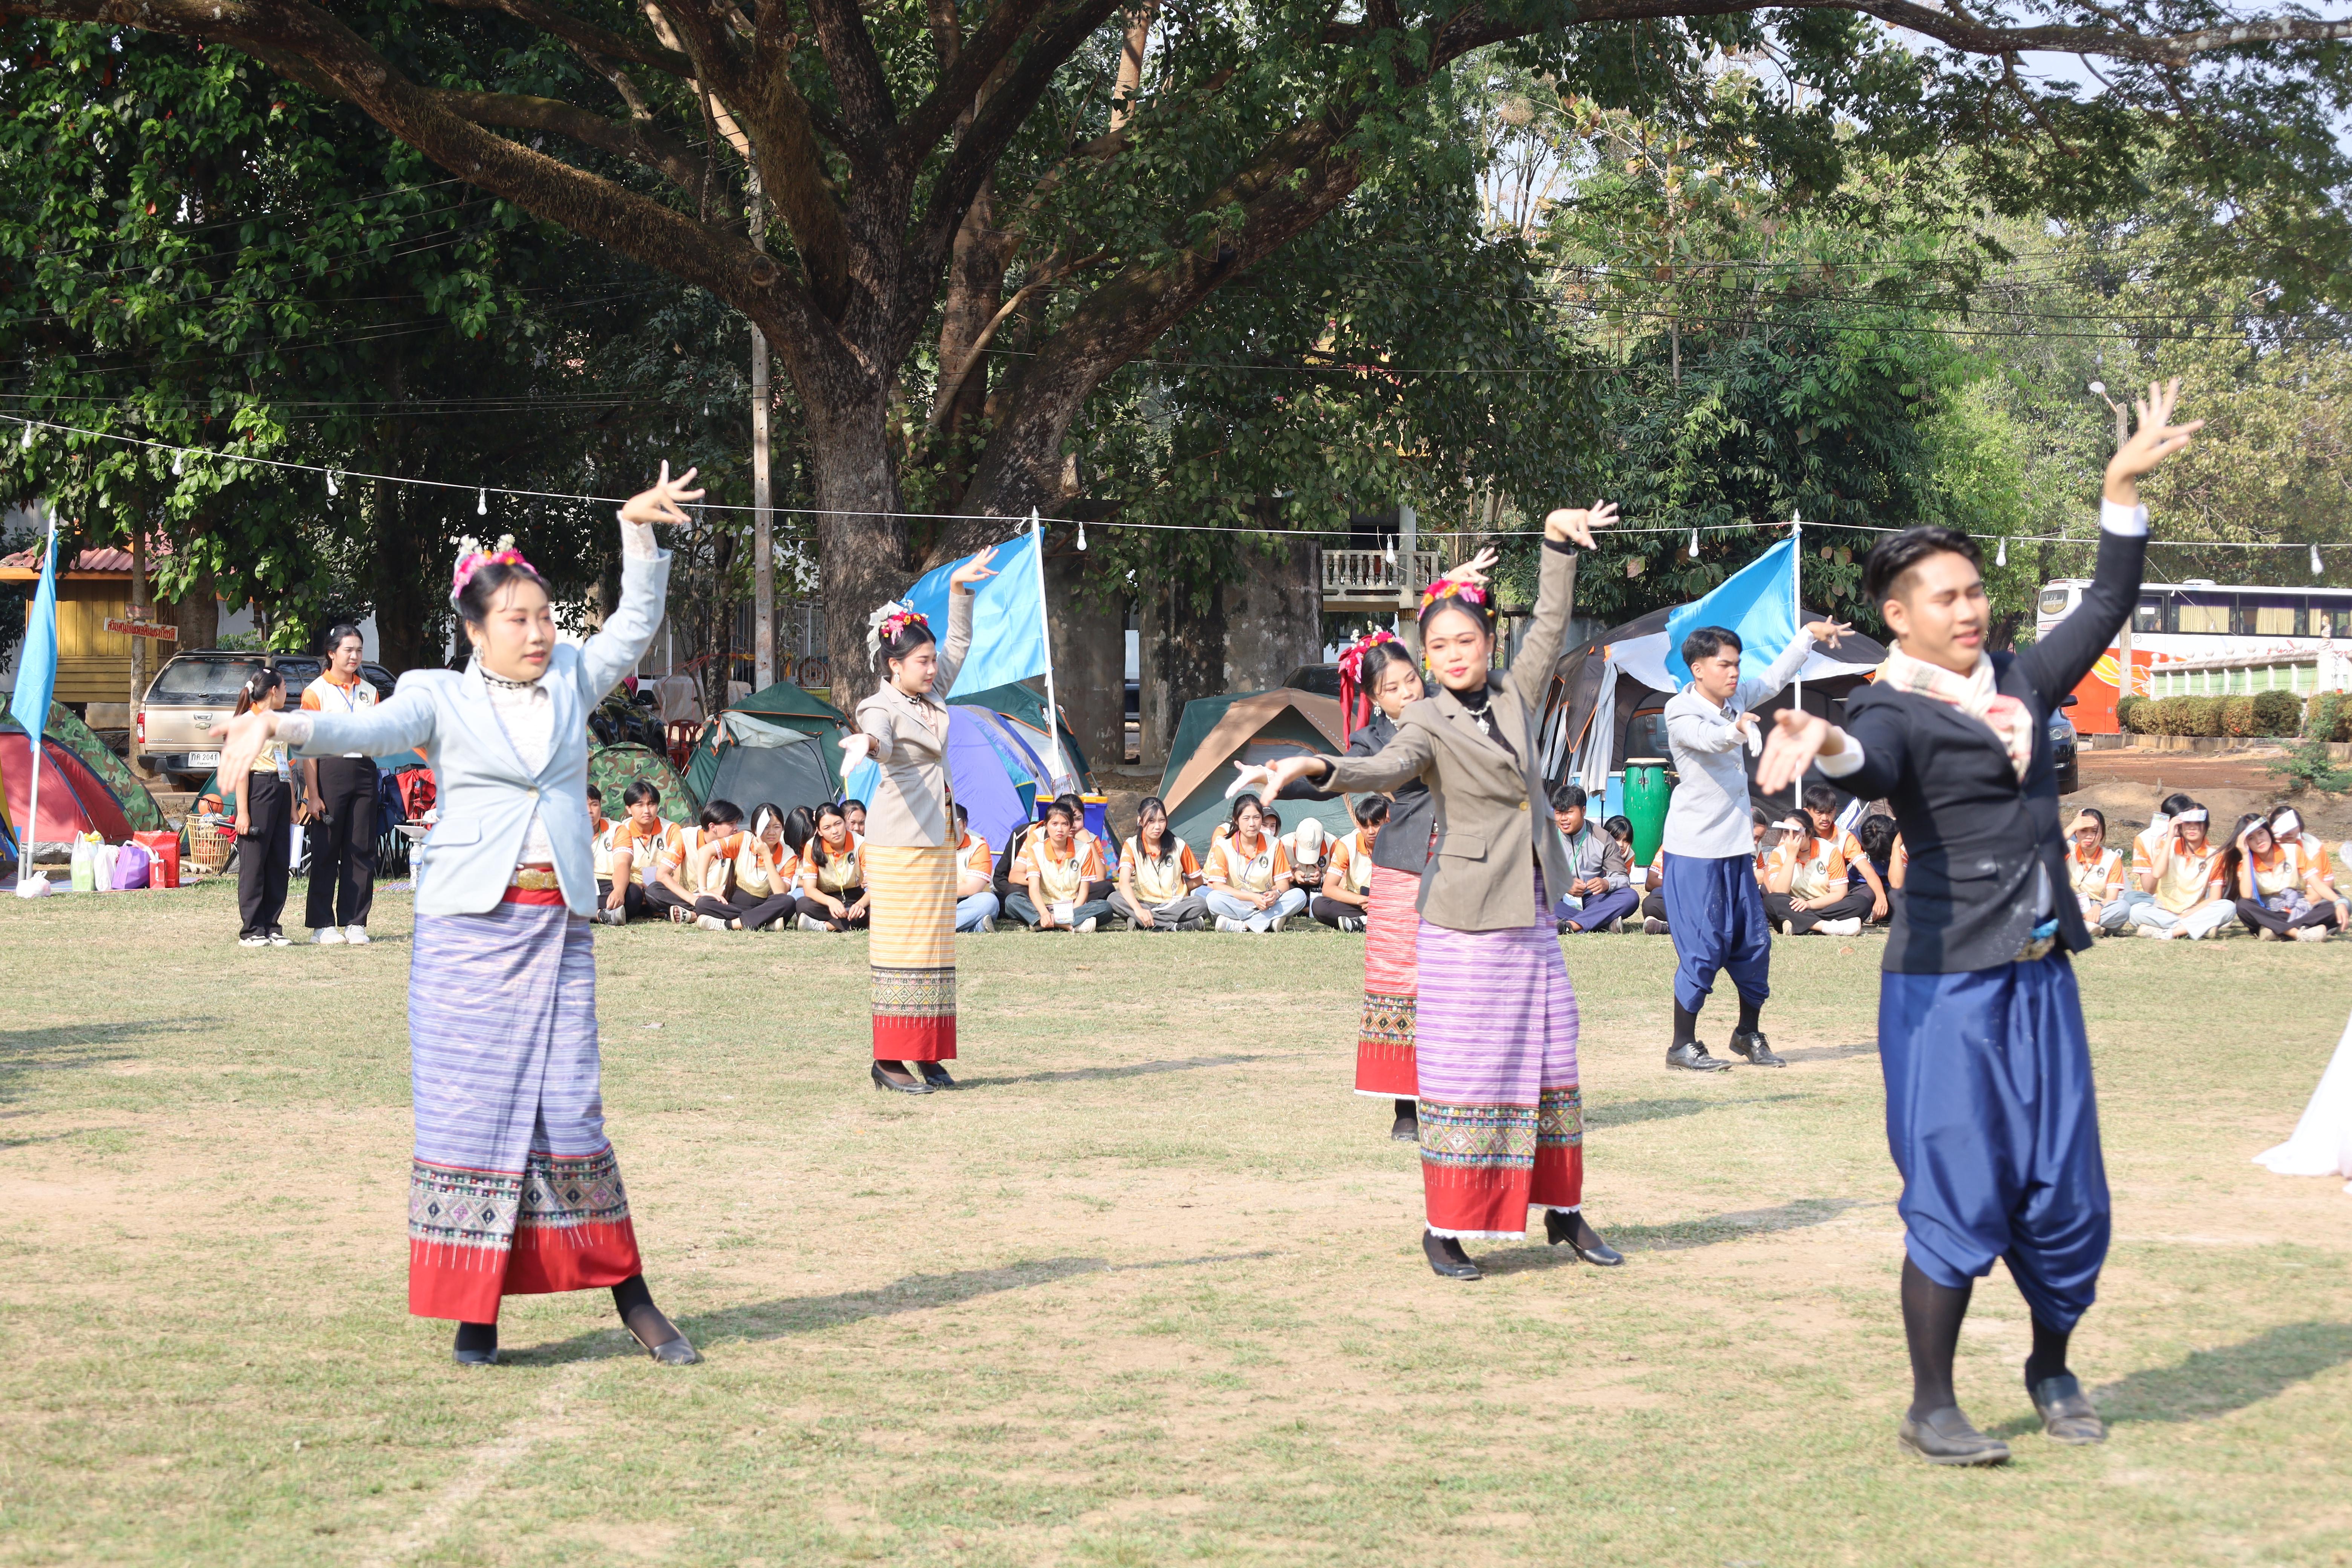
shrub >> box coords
[2221,695,2257,736]
[2308,691,2352,744]
[2115,695,2146,733]
[2159,695,2227,736]
[2266,740,2352,795]
[2251,689,2303,737]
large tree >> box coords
[8,0,2347,675]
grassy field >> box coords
[3,880,2349,1567]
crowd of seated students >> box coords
[590,775,2352,947]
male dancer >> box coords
[1759,379,2197,1464]
[1658,615,1848,1070]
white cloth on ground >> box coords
[2255,1007,2352,1193]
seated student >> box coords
[1552,784,1636,933]
[645,796,722,924]
[1855,814,1900,924]
[588,784,640,925]
[1111,794,1208,931]
[1285,817,1333,906]
[793,801,871,931]
[659,799,744,924]
[842,798,868,839]
[1055,791,1117,896]
[1639,839,1670,934]
[2135,799,2234,940]
[1763,809,1869,936]
[1009,799,1113,931]
[691,802,800,931]
[2065,808,2131,934]
[1312,798,1385,931]
[2267,805,2349,933]
[1604,813,1638,878]
[600,779,674,924]
[1804,784,1888,924]
[1202,792,1307,933]
[1750,805,1776,888]
[2230,811,2336,942]
[951,804,1000,932]
[2114,791,2194,933]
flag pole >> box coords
[15,515,54,891]
[1029,509,1073,794]
[1789,513,1803,812]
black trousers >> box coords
[1641,889,1668,923]
[1310,895,1367,927]
[1765,885,1874,934]
[237,772,293,938]
[303,756,379,929]
[2235,897,2341,937]
[795,892,870,931]
[596,878,649,922]
[697,888,799,930]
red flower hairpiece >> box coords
[1336,627,1406,741]
[450,534,534,602]
[1419,577,1488,613]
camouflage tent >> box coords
[587,743,696,825]
[0,696,167,832]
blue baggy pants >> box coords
[1661,851,1772,1015]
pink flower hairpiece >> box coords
[450,534,535,602]
[1334,627,1400,688]
[1419,577,1489,612]
[864,598,933,665]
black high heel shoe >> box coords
[918,1061,958,1090]
[452,1321,499,1366]
[1422,1230,1481,1280]
[1389,1098,1418,1142]
[1545,1208,1625,1266]
[872,1062,933,1094]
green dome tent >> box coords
[684,712,837,819]
[721,677,852,787]
[1155,688,1353,854]
[0,696,167,833]
[588,743,697,824]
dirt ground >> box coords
[2071,746,2352,838]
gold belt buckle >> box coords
[509,866,562,892]
[2014,933,2057,962]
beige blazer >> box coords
[1319,545,1578,931]
[851,588,975,848]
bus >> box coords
[2035,577,2352,732]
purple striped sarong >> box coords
[406,897,640,1321]
[1414,880,1584,1239]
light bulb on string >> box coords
[1383,535,1396,566]
[172,450,184,476]
[1688,527,1699,559]
[19,423,32,449]
[2313,542,2325,577]
[1076,520,1087,551]
[1995,537,2007,568]
[478,488,488,517]
[325,470,338,498]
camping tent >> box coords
[726,677,852,785]
[0,698,167,833]
[0,723,135,855]
[1537,602,1886,806]
[953,681,1091,790]
[1156,688,1355,854]
[587,743,697,824]
[686,712,837,819]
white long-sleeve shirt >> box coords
[1660,631,1816,859]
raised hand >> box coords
[620,461,705,529]
[1802,619,1852,648]
[1236,756,1325,799]
[1758,708,1838,794]
[838,732,874,771]
[2104,379,2202,507]
[1441,547,1501,587]
[1543,500,1618,550]
[949,545,999,592]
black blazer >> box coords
[1831,525,2146,974]
[1347,711,1436,876]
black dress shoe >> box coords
[871,1062,933,1094]
[918,1061,958,1090]
[1897,1406,2011,1466]
[1390,1098,1419,1142]
[1544,1208,1625,1265]
[2029,1374,2106,1444]
[452,1346,499,1366]
[646,1335,702,1366]
[1729,1029,1785,1067]
[1422,1230,1481,1280]
[1665,1041,1732,1072]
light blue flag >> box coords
[9,525,58,739]
[842,524,1048,802]
[1663,536,1798,687]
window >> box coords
[2315,600,2352,639]
[147,657,263,703]
[2133,596,2162,635]
[2172,590,2231,634]
[2037,586,2074,617]
[2244,596,2303,637]
[1623,710,1671,762]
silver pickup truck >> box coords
[136,651,396,787]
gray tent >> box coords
[700,713,837,817]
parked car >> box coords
[2052,693,2079,794]
[136,650,396,788]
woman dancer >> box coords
[1337,628,1436,1141]
[839,551,998,1094]
[1254,505,1623,1280]
[213,464,704,1366]
[1759,381,2197,1464]
[231,667,295,947]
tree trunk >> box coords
[805,393,911,709]
[1044,542,1127,777]
[1219,536,1321,692]
[1138,569,1225,768]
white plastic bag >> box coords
[68,833,98,892]
[90,842,119,893]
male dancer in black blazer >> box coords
[1759,380,2200,1466]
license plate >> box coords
[188,751,220,766]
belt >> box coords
[509,865,562,891]
[2015,917,2061,963]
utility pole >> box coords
[128,527,149,723]
[750,174,775,691]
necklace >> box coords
[481,668,539,692]
[1454,683,1496,738]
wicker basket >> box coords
[185,817,233,874]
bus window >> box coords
[2242,595,2303,637]
[2133,596,2162,635]
[2317,601,2352,639]
[2173,588,2232,634]
[2037,586,2074,618]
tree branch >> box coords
[903,0,1060,156]
[801,0,898,145]
[433,0,695,77]
[430,88,706,188]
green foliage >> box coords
[2114,695,2146,734]
[2220,694,2257,737]
[2305,692,2352,744]
[2265,741,2352,796]
[2251,689,2304,738]
[2142,695,2227,737]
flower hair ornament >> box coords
[1336,628,1403,741]
[1419,576,1491,616]
[450,534,535,605]
[865,599,931,666]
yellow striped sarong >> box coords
[866,843,957,1063]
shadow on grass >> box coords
[509,1251,1276,1363]
[0,1018,216,1106]
[1583,1093,1813,1128]
[1774,1041,1877,1064]
[1476,1197,1876,1274]
[2086,1321,2352,1427]
[966,1054,1290,1089]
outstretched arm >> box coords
[579,464,696,703]
[1510,503,1616,720]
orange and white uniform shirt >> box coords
[657,825,716,894]
[300,669,378,757]
[590,818,619,882]
[1326,830,1376,899]
[1767,833,1846,902]
[2152,836,2226,914]
[2273,835,2335,899]
[614,818,684,888]
[954,830,992,885]
[2243,842,2300,904]
[704,830,786,899]
[2129,821,2170,892]
[1122,835,1199,906]
[1025,833,1105,904]
[2067,843,2124,905]
[800,832,865,897]
[1204,830,1290,896]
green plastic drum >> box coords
[1623,757,1672,869]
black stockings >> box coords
[1900,1256,1972,1419]
[1736,994,1762,1035]
[2026,1317,2073,1389]
[1672,1004,1700,1049]
[453,1274,679,1358]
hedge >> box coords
[2124,690,2307,738]
[2308,691,2352,744]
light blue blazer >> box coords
[292,548,671,917]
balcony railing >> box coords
[1322,548,1444,603]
